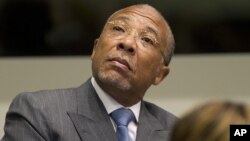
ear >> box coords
[91,39,99,60]
[153,65,170,85]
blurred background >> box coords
[1,0,250,138]
[0,0,250,56]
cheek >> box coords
[92,40,115,67]
[138,50,162,68]
[136,52,162,76]
[95,38,115,54]
[93,43,108,58]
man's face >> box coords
[91,5,169,95]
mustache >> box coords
[105,53,136,71]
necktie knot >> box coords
[111,108,134,127]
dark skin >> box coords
[91,4,170,107]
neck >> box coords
[95,78,144,107]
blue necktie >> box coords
[110,108,135,141]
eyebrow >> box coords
[145,26,159,38]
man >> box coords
[1,4,177,141]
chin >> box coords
[98,71,132,91]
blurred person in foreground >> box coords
[170,101,250,141]
[1,3,177,141]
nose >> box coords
[117,35,136,55]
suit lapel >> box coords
[68,80,116,141]
[136,102,168,141]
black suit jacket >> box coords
[1,79,177,141]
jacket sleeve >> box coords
[1,93,47,141]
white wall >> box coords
[1,54,250,137]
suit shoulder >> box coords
[10,86,78,112]
[4,86,82,140]
[143,101,178,128]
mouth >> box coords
[108,57,132,71]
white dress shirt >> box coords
[91,77,141,141]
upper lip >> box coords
[109,57,132,71]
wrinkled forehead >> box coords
[108,5,167,30]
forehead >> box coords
[109,5,167,31]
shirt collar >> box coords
[91,77,141,122]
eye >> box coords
[112,25,125,32]
[142,37,155,45]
